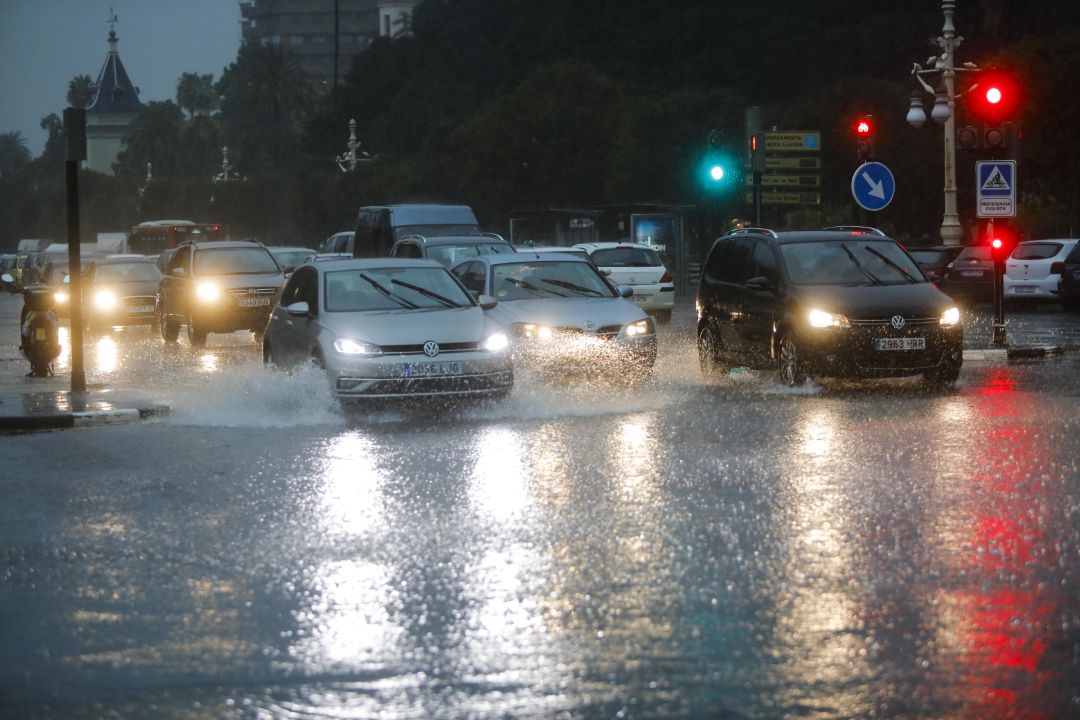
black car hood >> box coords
[790,282,953,320]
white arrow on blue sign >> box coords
[850,161,896,211]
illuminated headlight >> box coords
[332,338,380,355]
[625,318,654,337]
[939,306,961,327]
[481,332,510,352]
[196,282,220,301]
[54,291,69,304]
[94,290,117,310]
[808,309,850,328]
[514,323,554,341]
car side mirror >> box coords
[617,285,634,298]
[601,269,612,277]
[477,294,498,310]
[286,301,311,317]
[745,275,774,292]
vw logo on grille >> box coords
[890,315,906,329]
[423,341,440,357]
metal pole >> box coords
[65,159,86,392]
[940,1,963,245]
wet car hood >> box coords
[320,305,493,344]
[790,282,954,320]
[194,272,284,289]
[91,280,159,297]
[490,297,646,328]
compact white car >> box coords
[574,242,675,323]
[1004,239,1079,303]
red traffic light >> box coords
[854,117,873,136]
[968,70,1021,125]
[991,238,1003,250]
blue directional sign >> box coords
[851,162,895,211]
[976,160,1016,218]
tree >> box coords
[67,74,94,109]
[176,72,218,119]
[0,131,32,177]
[114,101,185,177]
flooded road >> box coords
[2,295,1080,718]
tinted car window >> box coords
[705,240,731,279]
[780,240,924,286]
[427,243,514,267]
[956,246,991,261]
[724,238,755,283]
[590,247,662,267]
[1066,244,1080,263]
[1011,242,1064,260]
[908,249,948,266]
[454,261,486,295]
[324,267,472,311]
[492,261,614,300]
[194,247,279,275]
[750,241,779,285]
[93,262,161,283]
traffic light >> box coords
[854,115,875,161]
[967,70,1021,126]
[700,129,735,193]
[749,132,766,173]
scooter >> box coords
[1,272,62,377]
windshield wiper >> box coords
[505,276,565,297]
[541,278,606,297]
[863,245,920,283]
[390,278,462,307]
[840,244,883,286]
[358,273,418,309]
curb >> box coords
[1006,345,1063,359]
[963,345,1066,362]
[0,405,170,433]
[963,348,1008,362]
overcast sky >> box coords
[0,0,242,156]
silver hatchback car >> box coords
[263,258,513,401]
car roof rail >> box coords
[481,232,507,242]
[824,225,887,236]
[728,227,779,238]
[398,234,426,243]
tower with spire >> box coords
[84,11,144,175]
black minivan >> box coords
[696,228,964,386]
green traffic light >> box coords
[710,165,725,181]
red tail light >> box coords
[660,270,672,283]
[1050,261,1066,275]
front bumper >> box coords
[514,332,657,371]
[797,319,963,379]
[328,351,514,399]
[88,295,157,327]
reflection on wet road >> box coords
[2,310,1079,718]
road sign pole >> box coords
[989,219,1007,347]
[64,108,86,393]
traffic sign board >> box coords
[976,160,1016,217]
[851,162,895,211]
[765,156,821,170]
[744,191,821,206]
[765,132,821,152]
[747,174,821,188]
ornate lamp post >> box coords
[906,0,978,246]
[336,119,374,172]
[212,146,239,183]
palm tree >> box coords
[0,131,32,177]
[176,72,219,119]
[114,101,185,177]
[67,74,95,108]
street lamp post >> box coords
[212,146,238,183]
[336,119,374,172]
[906,0,977,246]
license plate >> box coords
[1013,285,1037,294]
[961,270,983,278]
[238,296,271,307]
[129,305,154,313]
[631,295,649,304]
[875,337,926,351]
[402,361,462,378]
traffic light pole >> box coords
[988,219,1007,347]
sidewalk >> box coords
[0,375,169,432]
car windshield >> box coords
[908,249,948,266]
[194,247,280,275]
[492,260,615,300]
[957,247,991,261]
[426,243,515,267]
[324,266,473,311]
[393,224,481,240]
[590,246,662,267]
[93,262,161,283]
[272,250,314,271]
[781,240,926,286]
[1011,242,1064,260]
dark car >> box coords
[938,245,994,304]
[1058,242,1080,311]
[389,233,517,267]
[907,245,964,284]
[696,228,964,386]
[157,240,285,346]
[83,256,162,331]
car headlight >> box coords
[807,309,850,328]
[196,282,220,301]
[625,318,654,337]
[481,332,510,352]
[94,290,117,310]
[54,291,69,304]
[940,306,961,327]
[332,338,380,355]
[513,323,554,340]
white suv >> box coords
[575,242,675,323]
[1004,239,1079,304]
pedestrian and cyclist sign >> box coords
[976,160,1016,218]
[851,161,895,211]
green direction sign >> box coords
[748,174,821,188]
[764,132,821,152]
[744,190,821,206]
[765,156,821,170]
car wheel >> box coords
[187,314,207,347]
[30,360,50,378]
[263,338,274,366]
[160,313,180,343]
[697,326,725,378]
[311,348,325,369]
[778,336,807,387]
[653,310,672,325]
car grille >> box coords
[121,295,156,312]
[849,316,938,328]
[553,324,623,339]
[228,287,277,296]
[379,341,481,354]
[338,371,513,397]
